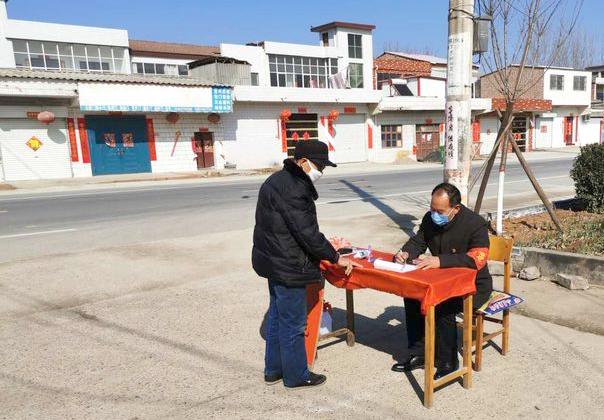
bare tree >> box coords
[472,0,583,233]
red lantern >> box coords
[37,111,55,125]
[208,113,220,124]
[166,112,180,124]
[328,110,339,122]
[280,109,292,122]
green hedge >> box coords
[570,143,604,213]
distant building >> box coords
[477,65,599,154]
[0,0,231,181]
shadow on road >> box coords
[338,180,418,238]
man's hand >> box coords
[414,256,440,270]
[394,250,409,264]
[337,256,362,276]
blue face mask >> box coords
[431,209,452,226]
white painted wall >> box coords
[534,117,554,149]
[0,1,15,68]
[371,111,445,163]
[580,116,602,146]
[221,102,370,170]
[0,117,72,181]
[332,28,373,89]
[406,78,445,98]
[130,56,193,66]
[478,116,500,155]
[544,68,591,107]
[6,19,129,47]
[149,112,225,172]
[262,41,338,58]
[220,43,270,86]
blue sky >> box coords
[6,0,604,57]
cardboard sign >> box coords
[477,291,524,315]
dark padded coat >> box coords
[400,205,493,304]
[252,159,339,286]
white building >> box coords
[216,21,382,169]
[0,0,232,181]
[477,65,600,153]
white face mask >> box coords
[305,160,323,183]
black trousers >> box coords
[404,292,489,367]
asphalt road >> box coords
[0,157,574,263]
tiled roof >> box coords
[384,51,448,65]
[129,40,220,59]
[0,68,227,87]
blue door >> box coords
[86,116,151,176]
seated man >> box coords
[392,182,492,379]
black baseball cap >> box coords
[293,140,337,168]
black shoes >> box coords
[434,361,459,380]
[391,355,425,372]
[264,373,283,385]
[284,372,327,389]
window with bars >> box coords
[132,62,189,76]
[381,125,402,148]
[12,39,125,73]
[349,63,364,88]
[348,34,362,59]
[573,75,586,91]
[550,74,564,91]
[268,54,338,88]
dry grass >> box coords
[504,210,604,256]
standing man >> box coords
[252,140,358,389]
[391,183,492,379]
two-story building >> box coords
[0,0,232,181]
[215,21,381,169]
[477,65,600,153]
[372,51,489,162]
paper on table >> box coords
[373,259,418,273]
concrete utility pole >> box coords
[444,0,475,204]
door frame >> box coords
[85,115,151,176]
[564,116,575,145]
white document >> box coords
[374,259,417,273]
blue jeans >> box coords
[265,280,310,386]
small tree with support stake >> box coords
[471,0,584,234]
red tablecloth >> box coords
[321,250,477,315]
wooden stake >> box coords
[508,133,563,232]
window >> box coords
[322,32,329,47]
[131,62,189,76]
[250,72,259,86]
[550,74,564,91]
[11,39,125,73]
[348,63,364,88]
[268,54,338,88]
[348,34,362,59]
[573,75,587,91]
[381,125,402,148]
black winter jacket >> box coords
[252,159,339,286]
[400,205,493,305]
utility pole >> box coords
[444,0,475,204]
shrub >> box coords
[570,143,604,213]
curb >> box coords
[480,196,576,222]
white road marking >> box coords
[0,228,77,239]
[0,210,7,213]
